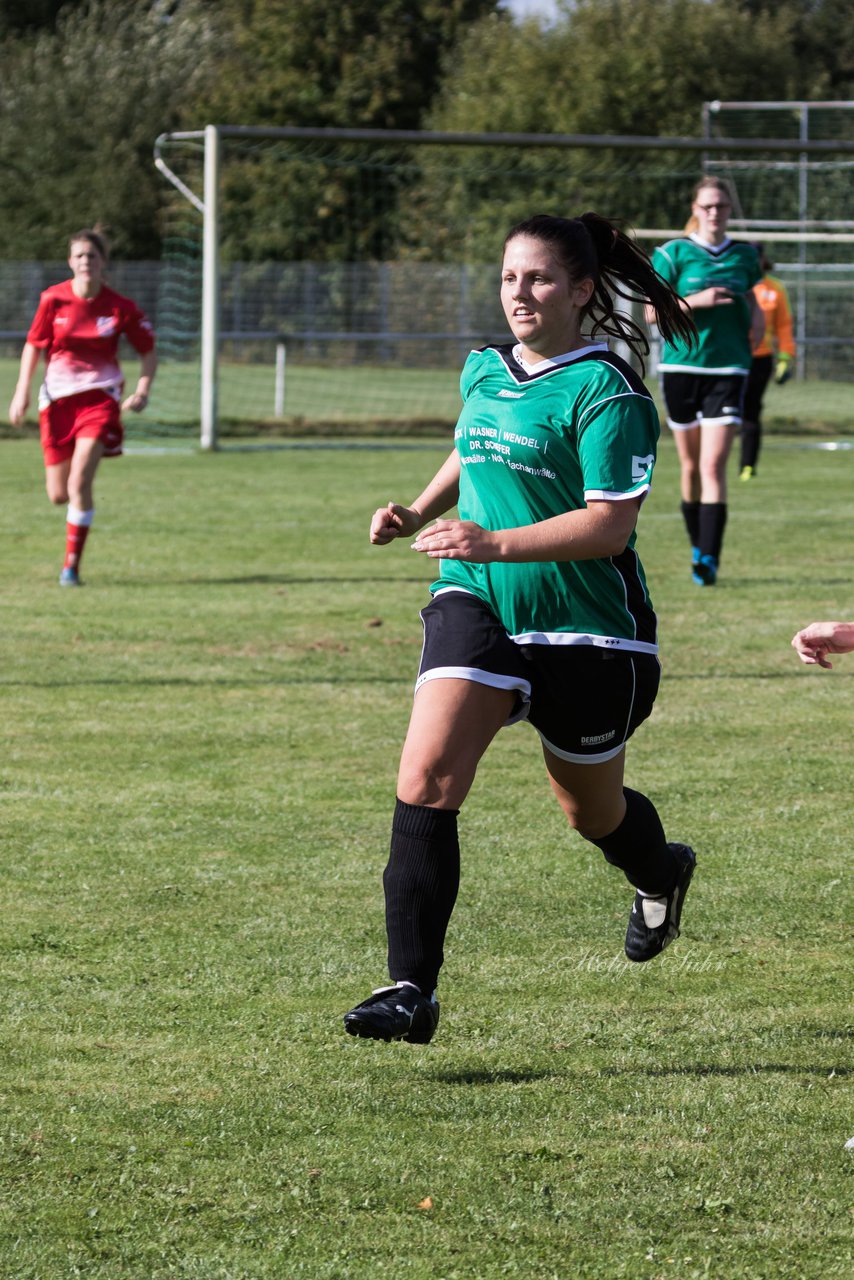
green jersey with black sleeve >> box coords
[651,235,762,373]
[432,342,660,653]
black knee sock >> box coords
[383,798,460,993]
[740,422,761,470]
[589,787,678,894]
[699,501,727,561]
[681,500,700,549]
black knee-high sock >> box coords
[699,502,727,561]
[383,799,460,993]
[681,500,700,549]
[589,788,678,895]
[740,421,761,470]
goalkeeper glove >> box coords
[775,357,792,385]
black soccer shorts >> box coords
[662,371,748,429]
[416,590,660,764]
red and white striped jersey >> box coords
[27,280,155,406]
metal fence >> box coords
[3,256,852,386]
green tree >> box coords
[202,0,499,130]
[0,0,75,37]
[0,0,220,258]
[738,0,854,99]
[430,0,801,139]
[402,0,810,258]
[193,0,500,261]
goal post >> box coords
[153,121,854,447]
[201,123,220,450]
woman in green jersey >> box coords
[649,176,763,586]
[344,213,699,1045]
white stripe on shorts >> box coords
[414,666,531,727]
[536,651,637,764]
[537,729,627,765]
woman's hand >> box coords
[122,390,149,413]
[791,621,854,669]
[8,388,29,426]
[411,500,638,565]
[411,519,499,562]
[688,286,735,309]
[370,502,423,545]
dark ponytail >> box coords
[580,211,697,366]
[504,212,697,373]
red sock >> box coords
[64,507,94,570]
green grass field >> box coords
[2,354,854,436]
[1,434,852,1279]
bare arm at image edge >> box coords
[791,621,854,668]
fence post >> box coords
[274,342,287,417]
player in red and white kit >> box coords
[8,228,157,585]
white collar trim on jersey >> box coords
[689,232,732,253]
[511,342,609,376]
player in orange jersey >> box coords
[8,228,157,585]
[739,242,795,481]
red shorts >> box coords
[40,390,123,466]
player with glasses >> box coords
[647,177,763,586]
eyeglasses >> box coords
[695,202,732,212]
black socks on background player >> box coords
[681,499,700,549]
[740,421,761,470]
[699,501,727,561]
[383,798,460,993]
[590,787,679,896]
[682,499,727,561]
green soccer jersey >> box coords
[433,343,660,652]
[652,236,762,373]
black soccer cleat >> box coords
[624,843,696,963]
[343,984,440,1044]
